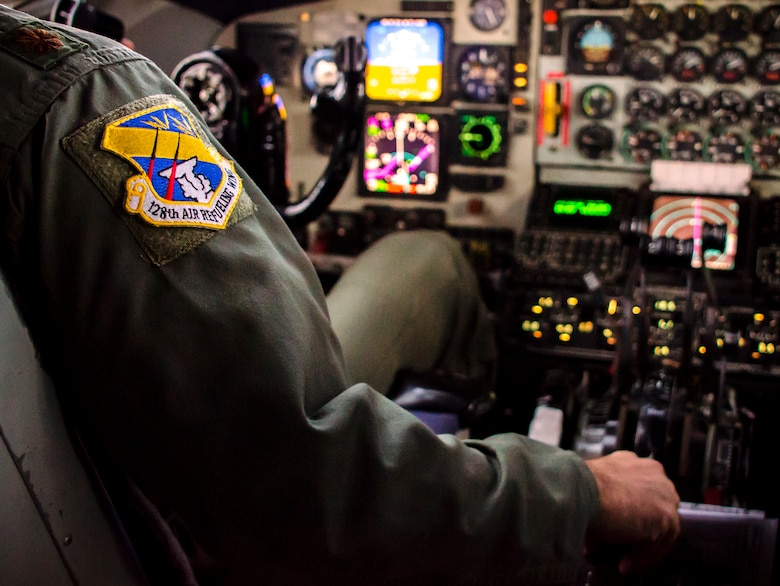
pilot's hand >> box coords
[584,450,681,575]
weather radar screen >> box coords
[364,17,446,103]
[361,111,444,199]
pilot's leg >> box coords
[326,230,495,395]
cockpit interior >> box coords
[3,0,780,583]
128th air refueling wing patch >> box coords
[63,94,255,266]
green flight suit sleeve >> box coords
[0,9,600,585]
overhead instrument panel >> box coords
[536,0,780,180]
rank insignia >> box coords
[102,102,243,229]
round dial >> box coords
[754,4,780,45]
[469,0,507,32]
[754,50,780,85]
[301,48,339,93]
[626,86,666,122]
[706,130,746,164]
[668,88,706,123]
[628,4,668,41]
[575,124,614,159]
[625,44,665,80]
[668,46,707,82]
[747,132,780,170]
[570,18,625,75]
[457,114,505,163]
[750,91,780,126]
[709,89,747,125]
[622,125,663,164]
[711,48,748,84]
[712,4,753,43]
[663,128,704,161]
[672,4,710,41]
[580,84,616,119]
[457,46,508,103]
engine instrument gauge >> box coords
[457,45,509,103]
[747,131,780,170]
[709,89,747,125]
[628,4,668,41]
[711,48,748,84]
[568,17,626,76]
[625,44,665,81]
[668,46,707,82]
[712,4,753,43]
[754,50,780,85]
[580,84,616,119]
[750,90,780,126]
[672,4,710,42]
[621,125,663,164]
[668,88,706,123]
[706,130,746,164]
[575,124,614,159]
[456,112,508,165]
[469,0,507,32]
[626,86,666,122]
[754,4,780,45]
[663,128,704,161]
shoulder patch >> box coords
[63,94,255,266]
[0,22,86,70]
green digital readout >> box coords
[553,199,612,217]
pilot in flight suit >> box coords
[0,5,679,585]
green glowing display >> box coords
[553,199,612,217]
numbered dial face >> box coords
[457,114,506,164]
[754,5,780,45]
[672,4,710,41]
[580,84,616,119]
[628,4,668,41]
[625,44,665,80]
[457,46,508,102]
[668,88,706,123]
[712,4,753,43]
[709,90,747,125]
[575,124,614,159]
[470,0,507,32]
[626,86,666,122]
[712,48,748,84]
[569,18,625,75]
[754,50,780,86]
[664,128,704,161]
[669,47,707,82]
[750,91,780,126]
[707,131,746,164]
[173,57,237,140]
[622,126,663,164]
[748,132,780,170]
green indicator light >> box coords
[553,199,612,217]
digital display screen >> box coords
[360,110,445,199]
[365,18,446,103]
[541,187,621,231]
[455,111,508,167]
[647,195,740,271]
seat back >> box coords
[0,274,149,585]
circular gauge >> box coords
[750,91,780,126]
[663,128,704,161]
[754,50,780,85]
[712,48,748,84]
[747,131,780,170]
[628,4,668,41]
[712,4,753,43]
[363,111,440,195]
[668,46,707,82]
[569,18,625,75]
[754,4,780,45]
[625,44,665,80]
[706,130,746,164]
[622,125,664,164]
[580,84,616,119]
[668,88,706,123]
[709,89,747,125]
[469,0,507,32]
[301,48,340,93]
[457,113,506,163]
[672,4,710,41]
[626,86,666,121]
[171,51,239,141]
[457,46,509,103]
[576,124,614,159]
